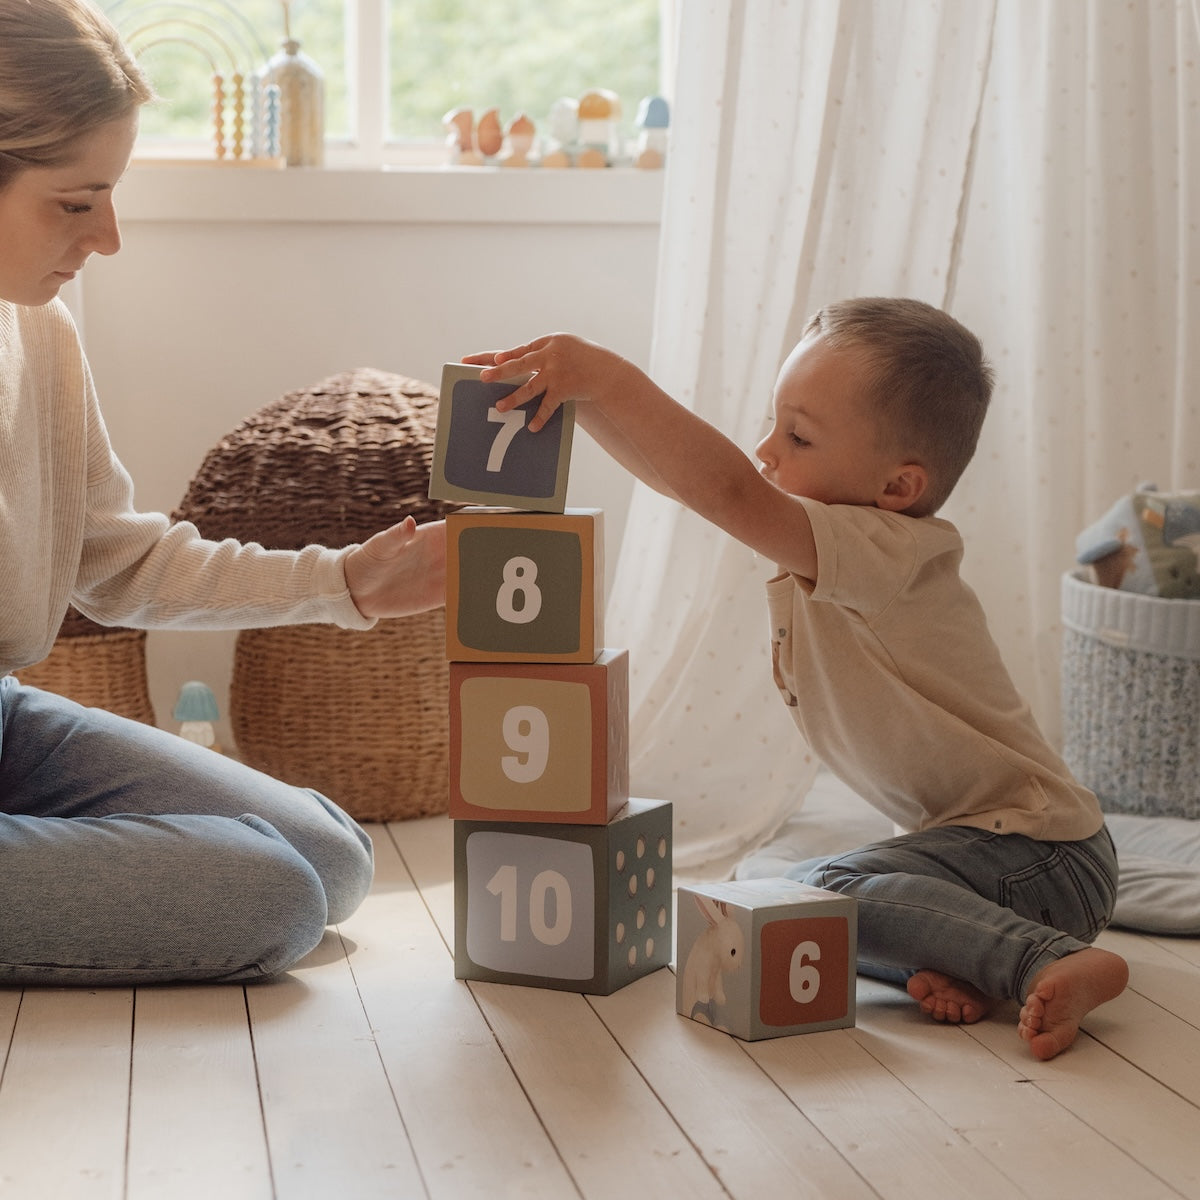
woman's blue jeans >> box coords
[0,676,374,987]
[748,820,1119,1001]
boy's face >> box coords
[755,334,905,508]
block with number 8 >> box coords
[429,363,575,512]
[676,879,857,1040]
[448,649,628,824]
[447,508,603,663]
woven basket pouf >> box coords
[16,606,156,725]
[172,367,460,821]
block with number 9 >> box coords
[447,508,604,663]
[454,798,672,994]
[676,879,856,1040]
[429,363,575,512]
[448,649,628,824]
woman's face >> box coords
[0,110,138,307]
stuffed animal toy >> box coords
[1076,483,1200,598]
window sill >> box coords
[119,162,666,226]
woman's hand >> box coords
[344,517,446,619]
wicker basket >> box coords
[15,607,156,725]
[173,367,460,821]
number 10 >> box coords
[486,864,573,946]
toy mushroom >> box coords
[541,96,579,167]
[634,95,669,168]
[475,107,503,159]
[501,112,536,167]
[576,89,618,167]
[173,680,222,752]
[443,107,481,165]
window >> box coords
[101,0,668,166]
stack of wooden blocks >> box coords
[428,362,858,1037]
[430,364,673,996]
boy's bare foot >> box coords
[1018,947,1129,1061]
[907,969,993,1024]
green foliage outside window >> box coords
[388,0,661,141]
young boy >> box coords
[467,297,1128,1060]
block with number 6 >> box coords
[448,649,628,824]
[447,508,604,663]
[676,879,857,1040]
[454,798,672,994]
[429,363,575,512]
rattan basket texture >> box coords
[172,367,460,821]
[15,606,156,725]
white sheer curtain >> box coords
[607,0,1200,871]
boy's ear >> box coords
[877,463,928,513]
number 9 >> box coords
[501,705,550,783]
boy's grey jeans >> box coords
[0,676,374,986]
[743,811,1119,1001]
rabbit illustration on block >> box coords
[680,892,745,1026]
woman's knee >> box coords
[288,793,374,924]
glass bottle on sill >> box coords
[264,38,324,167]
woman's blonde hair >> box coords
[0,0,152,189]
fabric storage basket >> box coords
[1061,571,1200,818]
[15,606,156,725]
[173,367,460,821]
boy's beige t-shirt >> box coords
[767,499,1103,842]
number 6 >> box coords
[790,939,821,1003]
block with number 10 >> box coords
[454,797,672,994]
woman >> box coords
[0,0,445,985]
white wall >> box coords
[81,164,662,745]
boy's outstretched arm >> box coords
[461,346,681,502]
[463,335,818,579]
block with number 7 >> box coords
[429,363,575,512]
[676,879,857,1040]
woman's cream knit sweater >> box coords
[1,298,371,676]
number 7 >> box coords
[486,406,526,472]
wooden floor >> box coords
[1,810,1198,1200]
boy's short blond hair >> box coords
[804,297,994,516]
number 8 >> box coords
[496,556,542,624]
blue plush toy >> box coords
[1076,483,1200,598]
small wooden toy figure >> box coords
[500,113,536,167]
[576,89,620,167]
[634,95,669,169]
[443,106,482,165]
[540,97,579,167]
[475,107,503,160]
[173,681,222,752]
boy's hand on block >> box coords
[463,334,623,434]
